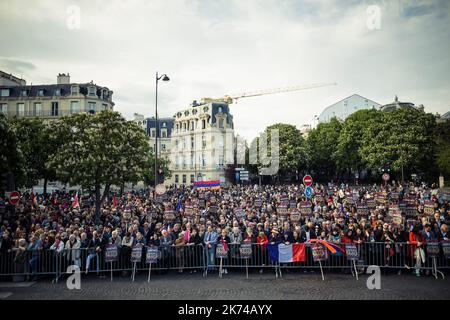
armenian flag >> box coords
[307,239,343,255]
[193,180,221,191]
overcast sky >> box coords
[1,0,449,141]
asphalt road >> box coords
[1,270,450,300]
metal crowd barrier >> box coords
[0,242,449,282]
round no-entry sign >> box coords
[303,175,313,187]
[382,173,390,181]
[9,191,20,205]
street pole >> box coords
[153,72,170,190]
[154,72,159,191]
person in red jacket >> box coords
[409,224,425,276]
[256,231,268,273]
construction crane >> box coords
[200,82,337,105]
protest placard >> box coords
[105,244,118,263]
[299,201,312,215]
[146,246,160,264]
[131,244,143,263]
[239,243,252,259]
[345,243,359,261]
[216,243,228,259]
[311,244,328,262]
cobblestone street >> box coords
[2,271,450,300]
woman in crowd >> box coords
[65,234,81,268]
[409,224,425,277]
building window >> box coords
[102,103,108,110]
[183,123,186,131]
[0,89,10,97]
[202,153,206,167]
[54,89,61,96]
[202,135,206,148]
[88,102,96,114]
[202,119,206,129]
[17,103,24,116]
[190,175,194,183]
[51,102,59,116]
[191,136,194,149]
[34,103,42,116]
[21,89,28,97]
[70,101,79,114]
[71,86,79,95]
[182,174,186,184]
[151,129,156,138]
[191,121,194,131]
[88,86,96,96]
[37,89,44,97]
[219,119,224,128]
[0,103,7,114]
[161,129,167,138]
[182,138,186,150]
[175,175,179,184]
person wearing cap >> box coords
[268,228,281,244]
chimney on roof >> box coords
[57,73,70,84]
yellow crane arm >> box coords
[201,82,337,104]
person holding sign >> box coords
[217,229,231,274]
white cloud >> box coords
[0,0,449,141]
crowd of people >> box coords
[0,181,449,280]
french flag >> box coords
[268,243,306,263]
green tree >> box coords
[50,110,150,219]
[262,123,307,181]
[142,150,172,187]
[360,108,436,181]
[334,109,383,175]
[12,117,59,193]
[0,114,25,193]
[306,117,342,180]
[435,119,450,178]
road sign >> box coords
[155,184,166,195]
[382,173,390,181]
[303,175,313,186]
[239,171,249,181]
[304,186,313,199]
[9,191,20,205]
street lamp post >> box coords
[154,72,170,191]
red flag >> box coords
[31,192,37,206]
[292,243,306,262]
[72,192,79,208]
[112,195,119,207]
